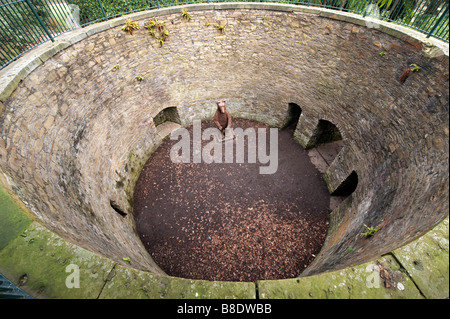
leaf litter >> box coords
[133,119,331,282]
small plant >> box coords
[136,75,144,81]
[145,17,165,31]
[147,28,156,37]
[361,224,380,237]
[160,30,169,41]
[214,23,226,33]
[145,17,169,47]
[409,63,421,72]
[144,18,155,30]
[205,22,210,26]
[122,257,131,263]
[156,19,165,31]
[122,19,140,35]
[182,9,192,21]
[113,64,120,70]
[398,63,422,84]
[379,51,386,56]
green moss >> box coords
[99,264,256,299]
[0,222,115,298]
[257,255,423,299]
[392,217,449,299]
[0,182,32,250]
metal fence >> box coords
[1,0,449,70]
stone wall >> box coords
[0,4,448,276]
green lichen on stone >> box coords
[0,222,115,299]
[99,264,256,299]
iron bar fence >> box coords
[0,0,449,70]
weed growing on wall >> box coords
[182,9,192,21]
[145,17,169,47]
[361,224,381,237]
[122,19,140,35]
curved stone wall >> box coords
[0,4,448,276]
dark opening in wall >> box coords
[315,120,343,145]
[282,103,302,129]
[328,170,359,211]
[331,170,359,197]
[153,107,181,126]
[306,119,344,174]
[110,200,127,217]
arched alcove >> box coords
[282,103,302,129]
[153,107,181,126]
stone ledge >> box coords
[0,180,32,250]
[0,222,115,299]
[257,254,424,299]
[391,217,449,299]
[156,121,182,140]
[99,264,255,299]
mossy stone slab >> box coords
[0,222,115,299]
[99,264,256,299]
[392,217,449,299]
[257,255,423,299]
[0,183,32,250]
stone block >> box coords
[99,264,256,299]
[392,217,449,299]
[85,21,111,36]
[57,29,88,45]
[0,74,20,103]
[258,255,424,299]
[34,41,71,62]
[156,121,181,140]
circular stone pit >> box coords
[134,119,331,282]
[0,3,448,294]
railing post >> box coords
[427,5,449,38]
[96,0,108,21]
[156,0,161,9]
[24,0,54,42]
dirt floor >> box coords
[133,119,331,282]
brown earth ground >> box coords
[133,119,331,282]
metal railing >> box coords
[1,0,449,70]
[0,273,34,299]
